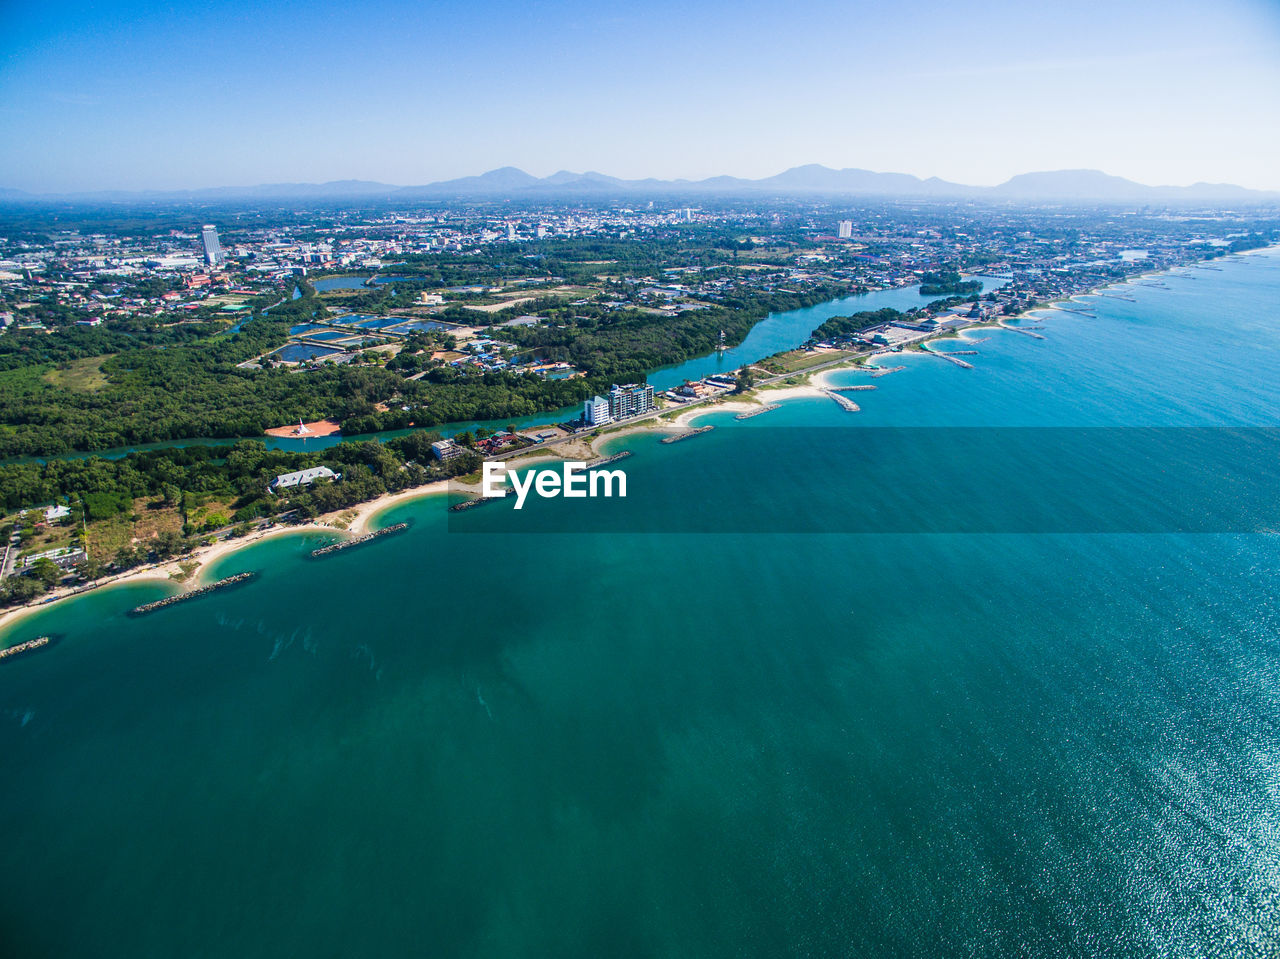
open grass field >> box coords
[201,294,251,308]
[6,496,190,566]
[42,355,112,392]
[185,496,235,534]
[758,348,856,375]
[462,297,539,314]
[14,522,77,559]
[86,499,184,560]
[316,290,369,303]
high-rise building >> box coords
[608,383,656,420]
[583,395,613,426]
[837,220,853,239]
[200,225,225,266]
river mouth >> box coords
[4,282,988,465]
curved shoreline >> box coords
[3,250,1271,642]
[346,480,452,535]
[0,523,330,640]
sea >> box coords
[2,253,1280,957]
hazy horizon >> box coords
[2,0,1279,193]
[3,163,1278,199]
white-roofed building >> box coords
[431,439,466,461]
[269,466,337,492]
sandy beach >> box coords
[666,400,755,429]
[661,365,883,428]
[346,478,453,535]
[346,423,669,533]
[0,521,337,638]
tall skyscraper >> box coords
[837,220,853,239]
[200,225,225,267]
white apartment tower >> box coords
[583,395,613,426]
[200,225,225,266]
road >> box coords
[0,535,15,580]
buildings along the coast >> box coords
[583,383,656,426]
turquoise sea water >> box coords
[647,276,1005,390]
[3,255,1280,956]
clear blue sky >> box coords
[1,0,1278,192]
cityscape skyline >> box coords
[2,0,1279,193]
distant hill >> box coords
[397,167,540,196]
[990,169,1280,202]
[751,165,968,196]
[389,164,973,198]
[392,165,1280,203]
[4,167,1277,204]
[993,169,1147,200]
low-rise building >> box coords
[269,466,337,492]
[431,439,466,461]
[20,546,87,570]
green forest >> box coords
[918,271,983,296]
[0,288,587,456]
[810,308,907,342]
[0,431,483,607]
[491,283,851,380]
[0,265,855,456]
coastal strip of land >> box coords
[0,252,1267,641]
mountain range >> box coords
[2,166,1276,204]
